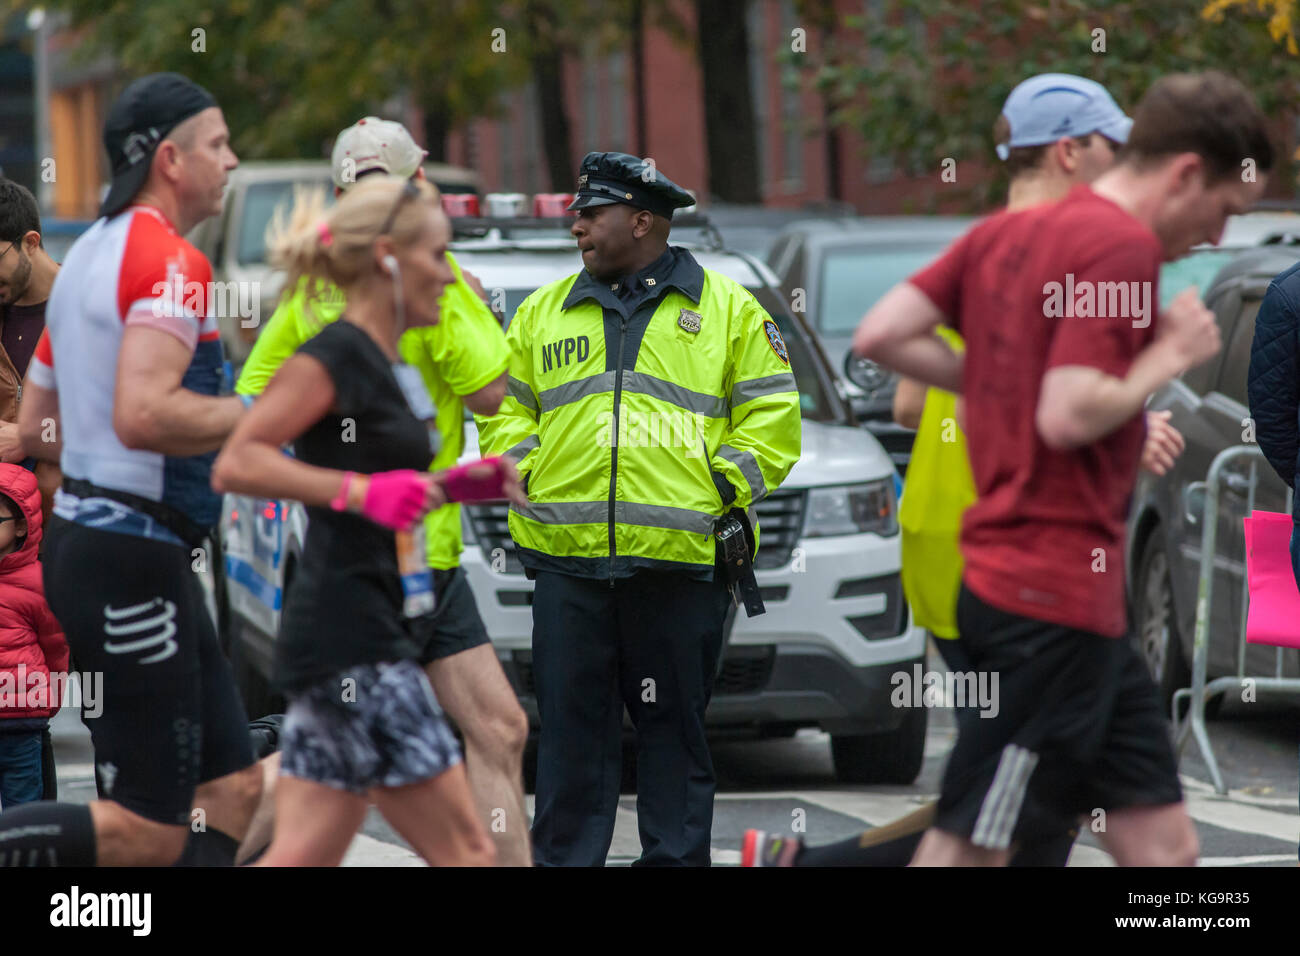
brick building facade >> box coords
[444,0,977,214]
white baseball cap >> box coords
[330,117,427,189]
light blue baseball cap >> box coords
[996,73,1132,160]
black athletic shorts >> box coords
[934,631,1079,860]
[934,583,1183,851]
[415,566,490,665]
[42,518,254,826]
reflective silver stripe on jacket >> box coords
[512,499,716,534]
[507,376,538,414]
[716,443,768,504]
[730,372,797,408]
[505,434,539,462]
[539,370,729,418]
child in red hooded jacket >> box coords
[0,463,67,807]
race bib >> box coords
[396,524,436,618]
[392,362,441,455]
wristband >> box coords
[330,471,355,512]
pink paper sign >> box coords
[1243,511,1300,649]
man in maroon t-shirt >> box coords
[854,71,1272,866]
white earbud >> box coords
[383,254,406,329]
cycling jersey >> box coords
[43,205,225,546]
[27,329,52,389]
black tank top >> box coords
[274,319,436,690]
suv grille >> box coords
[467,489,807,573]
[467,502,523,574]
[711,645,776,695]
[752,489,806,570]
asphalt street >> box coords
[36,640,1299,867]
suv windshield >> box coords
[819,242,951,334]
[236,174,479,267]
[490,282,837,424]
[237,180,333,266]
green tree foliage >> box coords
[16,0,528,159]
[802,0,1299,209]
[1204,0,1300,54]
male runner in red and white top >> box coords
[854,71,1272,866]
[0,73,260,867]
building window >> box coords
[866,154,895,185]
[584,43,600,153]
[524,82,542,194]
[506,85,544,193]
[747,0,769,190]
[863,0,907,185]
[608,50,628,153]
[511,89,525,192]
[779,0,803,191]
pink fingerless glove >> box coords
[361,469,429,530]
[442,457,509,503]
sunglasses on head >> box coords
[377,179,421,239]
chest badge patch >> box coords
[678,308,702,334]
[763,319,789,365]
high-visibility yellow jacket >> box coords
[476,248,801,581]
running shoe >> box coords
[741,829,802,867]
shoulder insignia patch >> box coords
[763,318,789,365]
[678,308,702,334]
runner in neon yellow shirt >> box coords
[896,324,973,640]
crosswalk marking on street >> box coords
[342,834,420,867]
[335,780,1296,866]
[1179,773,1300,809]
[51,719,1296,866]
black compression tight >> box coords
[0,802,96,866]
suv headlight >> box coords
[461,507,478,545]
[803,480,898,538]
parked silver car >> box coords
[1128,244,1300,708]
[767,217,975,472]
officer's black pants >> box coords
[530,569,731,866]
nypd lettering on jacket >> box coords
[477,246,803,580]
[541,335,591,372]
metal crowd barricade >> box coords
[1172,444,1300,794]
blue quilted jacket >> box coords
[1247,260,1300,514]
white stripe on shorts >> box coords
[972,744,1039,850]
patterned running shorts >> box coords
[280,659,462,794]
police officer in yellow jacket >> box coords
[477,152,801,865]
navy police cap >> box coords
[567,151,694,218]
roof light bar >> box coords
[484,193,528,218]
[442,194,480,217]
[532,193,575,217]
